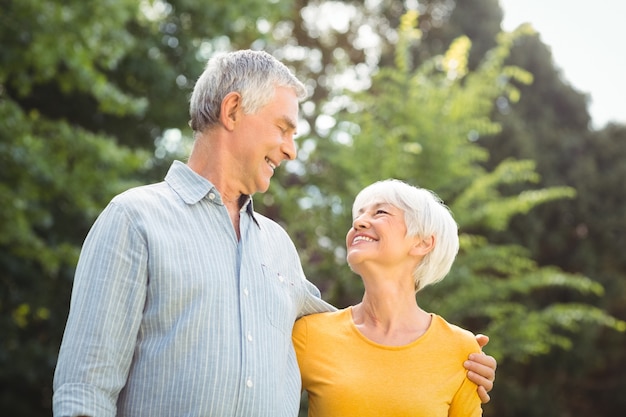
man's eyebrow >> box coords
[280,115,297,131]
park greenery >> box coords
[1,0,625,416]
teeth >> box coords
[265,158,276,170]
[353,236,375,243]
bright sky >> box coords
[499,0,626,128]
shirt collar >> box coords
[165,160,259,225]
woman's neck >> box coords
[351,285,431,346]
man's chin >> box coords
[255,179,272,194]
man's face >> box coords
[232,86,299,195]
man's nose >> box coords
[281,134,297,160]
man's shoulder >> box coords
[111,181,170,205]
[253,211,290,236]
[99,181,173,224]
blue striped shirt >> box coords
[53,160,335,417]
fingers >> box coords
[466,367,495,391]
[468,352,497,376]
[475,334,490,349]
[469,334,497,403]
[477,385,491,404]
[465,353,497,397]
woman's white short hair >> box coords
[352,179,460,292]
[189,49,307,133]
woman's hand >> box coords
[464,334,497,403]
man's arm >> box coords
[465,334,497,404]
[53,202,147,416]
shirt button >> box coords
[243,288,249,296]
[208,192,216,200]
[278,274,284,282]
[247,333,253,342]
[246,378,253,388]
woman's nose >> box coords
[353,215,368,229]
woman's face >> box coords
[346,201,420,273]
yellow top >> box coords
[293,307,482,417]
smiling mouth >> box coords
[265,157,276,171]
[353,236,375,244]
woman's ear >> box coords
[220,92,242,131]
[411,235,435,257]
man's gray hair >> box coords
[189,50,308,133]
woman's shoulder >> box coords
[430,314,480,349]
[293,307,352,344]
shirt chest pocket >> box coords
[261,263,299,335]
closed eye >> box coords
[278,116,297,135]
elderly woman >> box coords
[293,179,485,417]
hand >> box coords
[464,334,497,404]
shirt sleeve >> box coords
[298,275,336,318]
[447,334,483,417]
[448,375,483,417]
[53,201,148,417]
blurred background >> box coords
[1,0,625,416]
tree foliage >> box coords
[425,2,626,415]
[1,1,148,413]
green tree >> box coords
[473,10,626,416]
[1,1,149,414]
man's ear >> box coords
[220,92,242,131]
[410,235,435,256]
